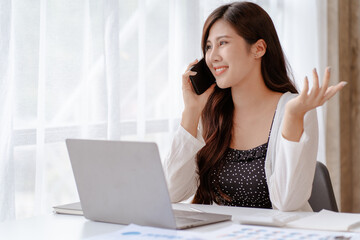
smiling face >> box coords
[205,19,258,89]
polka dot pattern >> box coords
[211,143,272,209]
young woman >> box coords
[164,2,345,211]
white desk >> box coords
[0,204,357,240]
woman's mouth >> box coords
[214,66,228,76]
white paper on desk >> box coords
[85,223,358,240]
[84,224,207,240]
[286,209,360,232]
[207,224,357,240]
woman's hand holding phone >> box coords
[181,59,215,137]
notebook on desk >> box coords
[53,202,83,215]
[65,139,231,229]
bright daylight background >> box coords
[0,0,327,221]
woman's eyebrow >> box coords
[207,35,232,43]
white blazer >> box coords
[164,92,318,212]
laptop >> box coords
[66,139,231,229]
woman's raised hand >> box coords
[282,67,346,141]
[182,59,215,115]
[286,67,346,118]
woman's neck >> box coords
[231,73,277,114]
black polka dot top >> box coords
[210,142,272,209]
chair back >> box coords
[308,161,339,212]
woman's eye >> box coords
[205,45,212,51]
[219,41,227,46]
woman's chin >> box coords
[215,81,229,89]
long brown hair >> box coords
[192,2,298,204]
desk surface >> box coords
[0,203,357,240]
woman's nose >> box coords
[208,47,221,63]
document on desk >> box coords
[286,209,360,232]
[85,224,207,240]
[208,224,358,240]
[84,223,359,240]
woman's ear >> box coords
[252,39,267,58]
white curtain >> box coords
[0,0,16,221]
[269,0,328,165]
[0,0,327,221]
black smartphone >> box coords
[189,58,216,95]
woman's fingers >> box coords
[315,67,331,103]
[184,71,197,78]
[320,81,347,105]
[301,76,309,98]
[300,67,346,108]
[292,68,346,115]
[308,67,332,102]
[183,59,199,85]
[185,59,199,72]
[309,68,320,98]
[321,67,331,92]
[313,68,319,89]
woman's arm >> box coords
[164,60,214,202]
[164,126,205,202]
[282,67,346,141]
[269,67,346,211]
[269,108,318,211]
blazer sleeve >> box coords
[163,125,206,202]
[268,108,318,211]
